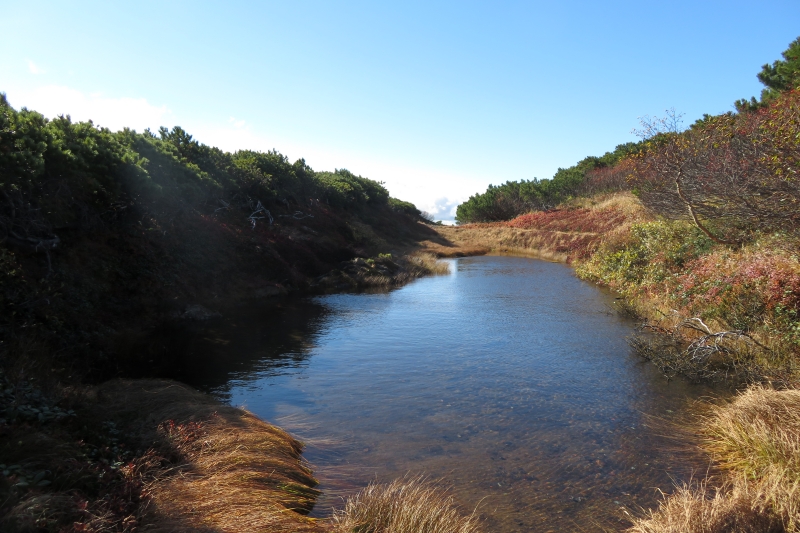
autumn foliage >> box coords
[630,90,800,243]
[505,206,628,234]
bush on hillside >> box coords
[631,90,800,244]
[0,94,420,251]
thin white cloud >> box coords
[8,86,171,132]
[419,197,460,222]
[27,60,45,74]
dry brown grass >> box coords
[97,379,324,533]
[432,225,576,262]
[630,386,800,533]
[417,239,491,258]
[358,252,450,286]
[313,252,450,290]
[330,477,483,533]
[568,191,649,220]
[2,378,484,533]
[629,478,788,533]
[699,386,800,530]
[407,252,452,275]
[428,192,646,263]
[702,386,800,482]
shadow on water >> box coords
[128,299,332,397]
[174,256,724,532]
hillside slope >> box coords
[0,97,456,532]
[0,95,443,382]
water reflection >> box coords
[182,256,719,532]
[157,299,330,396]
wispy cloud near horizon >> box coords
[421,197,460,222]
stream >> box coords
[178,255,720,532]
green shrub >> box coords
[578,220,713,289]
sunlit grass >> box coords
[629,477,790,533]
[629,386,800,533]
[331,477,483,533]
[703,386,800,486]
[98,379,323,533]
[430,192,645,263]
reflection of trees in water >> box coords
[134,298,332,397]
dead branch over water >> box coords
[629,317,789,385]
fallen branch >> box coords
[677,317,770,354]
[4,231,60,253]
[247,201,273,229]
[631,316,774,383]
[214,199,231,213]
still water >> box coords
[180,256,718,532]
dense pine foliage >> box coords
[454,142,640,223]
[0,95,439,382]
[0,95,420,253]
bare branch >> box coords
[247,200,273,229]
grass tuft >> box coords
[97,379,323,533]
[330,477,483,533]
[702,386,800,487]
[630,386,800,533]
[628,478,788,533]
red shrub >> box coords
[506,207,627,234]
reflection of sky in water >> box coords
[184,256,721,532]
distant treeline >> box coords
[454,141,642,223]
[456,36,800,227]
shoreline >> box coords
[425,197,800,531]
[4,199,799,532]
[97,379,324,532]
[0,252,452,533]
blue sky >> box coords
[2,1,798,221]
